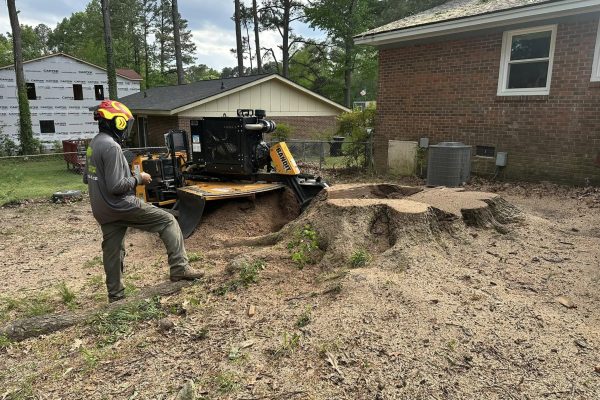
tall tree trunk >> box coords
[253,0,261,74]
[7,0,34,155]
[343,39,353,108]
[282,0,290,78]
[143,17,150,88]
[244,20,253,71]
[159,0,166,74]
[101,0,118,100]
[171,0,184,84]
[342,0,357,108]
[234,0,244,76]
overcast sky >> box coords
[0,0,324,71]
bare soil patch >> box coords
[1,182,599,399]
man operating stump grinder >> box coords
[84,100,204,303]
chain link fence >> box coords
[282,139,374,172]
[0,140,373,171]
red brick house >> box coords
[356,0,600,185]
[120,74,348,147]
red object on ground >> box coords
[62,139,89,174]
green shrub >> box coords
[336,105,376,168]
[288,225,321,269]
[0,132,18,157]
[272,122,293,142]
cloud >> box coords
[0,0,326,72]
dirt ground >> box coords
[1,179,600,399]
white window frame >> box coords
[591,19,600,82]
[497,25,557,96]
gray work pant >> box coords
[100,202,188,300]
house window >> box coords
[26,83,37,100]
[94,85,105,100]
[73,84,83,100]
[39,120,55,134]
[497,25,557,96]
[591,19,600,82]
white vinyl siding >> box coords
[497,25,557,96]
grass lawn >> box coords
[0,157,87,205]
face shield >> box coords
[122,118,134,142]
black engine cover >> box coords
[189,116,267,177]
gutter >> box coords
[355,0,600,46]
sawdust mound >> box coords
[230,184,523,268]
[192,188,300,244]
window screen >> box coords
[26,83,37,100]
[39,120,55,134]
[73,84,83,100]
[94,85,105,101]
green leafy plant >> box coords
[214,259,266,295]
[350,249,371,268]
[272,122,293,142]
[336,105,376,168]
[0,132,18,157]
[239,260,266,286]
[288,225,321,269]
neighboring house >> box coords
[0,53,142,144]
[119,74,349,147]
[356,0,600,185]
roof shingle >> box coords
[120,74,270,112]
[359,0,554,36]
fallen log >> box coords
[0,280,195,342]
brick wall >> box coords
[376,16,600,185]
[272,116,339,139]
[145,115,178,146]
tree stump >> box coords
[227,184,523,269]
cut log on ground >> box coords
[0,280,196,342]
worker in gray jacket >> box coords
[84,100,203,303]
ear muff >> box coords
[114,116,127,131]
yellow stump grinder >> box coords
[130,109,327,238]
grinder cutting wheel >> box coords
[131,109,328,238]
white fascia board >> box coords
[355,0,600,46]
[170,75,350,115]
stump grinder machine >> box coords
[129,109,327,238]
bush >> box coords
[272,122,293,142]
[336,105,376,168]
[0,133,18,157]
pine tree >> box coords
[7,0,35,154]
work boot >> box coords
[170,266,205,282]
[108,294,125,304]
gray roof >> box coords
[359,0,554,36]
[120,74,270,112]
